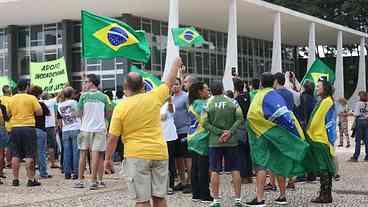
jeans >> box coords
[167,140,176,189]
[36,128,48,177]
[191,153,211,200]
[62,130,80,176]
[353,119,368,160]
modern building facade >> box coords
[0,0,367,93]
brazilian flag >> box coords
[301,59,335,86]
[129,66,162,92]
[172,27,205,47]
[82,10,151,62]
[247,88,309,177]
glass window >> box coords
[31,25,43,41]
[73,25,81,43]
[19,54,30,75]
[0,32,5,49]
[210,54,216,75]
[87,65,99,71]
[217,54,224,75]
[210,31,216,48]
[248,39,253,56]
[203,53,209,74]
[152,46,161,66]
[45,28,57,45]
[152,20,160,35]
[217,33,223,51]
[102,59,115,71]
[31,50,43,62]
[102,79,115,90]
[45,53,56,61]
[196,52,202,74]
[180,50,188,68]
[72,51,81,73]
[18,28,29,48]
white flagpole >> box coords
[162,0,180,81]
[223,0,237,92]
[307,23,316,70]
[349,37,366,105]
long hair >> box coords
[318,79,333,98]
[188,82,205,105]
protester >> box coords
[183,74,195,92]
[225,90,234,99]
[336,97,350,148]
[8,79,43,187]
[203,80,243,207]
[349,91,368,162]
[0,99,10,184]
[246,72,308,206]
[187,81,212,203]
[105,57,183,207]
[41,93,59,169]
[233,78,253,184]
[57,87,81,180]
[274,72,297,190]
[298,80,316,129]
[160,96,177,195]
[172,78,192,193]
[74,74,111,190]
[29,86,52,179]
[305,77,337,204]
[0,86,12,169]
[249,78,260,101]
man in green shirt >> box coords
[203,80,244,207]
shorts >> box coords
[174,134,191,158]
[0,128,9,148]
[9,127,37,159]
[46,127,57,149]
[123,157,168,202]
[209,146,240,173]
[78,131,106,152]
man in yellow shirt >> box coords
[8,80,43,187]
[105,57,183,207]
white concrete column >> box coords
[163,0,179,81]
[271,12,282,74]
[349,37,366,105]
[334,31,344,98]
[307,23,316,70]
[223,0,237,91]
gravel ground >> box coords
[1,142,367,207]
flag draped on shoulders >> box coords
[187,99,209,156]
[304,96,336,174]
[247,88,309,177]
[82,10,151,62]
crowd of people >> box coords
[0,56,367,207]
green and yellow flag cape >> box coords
[247,88,309,177]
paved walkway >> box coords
[0,144,367,207]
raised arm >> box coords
[164,57,183,89]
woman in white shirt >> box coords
[160,97,177,194]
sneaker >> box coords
[234,198,242,206]
[182,184,192,194]
[73,181,84,188]
[40,175,52,179]
[98,181,106,188]
[72,175,78,180]
[89,182,99,190]
[337,144,343,147]
[0,174,6,178]
[274,196,288,205]
[209,200,221,207]
[0,179,3,185]
[65,175,71,180]
[245,198,265,207]
[201,196,214,204]
[174,183,185,191]
[334,174,341,181]
[27,179,41,187]
[192,198,200,202]
[12,179,19,186]
[346,144,350,148]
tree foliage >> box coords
[265,0,368,33]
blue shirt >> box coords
[276,87,295,111]
[172,92,191,134]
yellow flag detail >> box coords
[93,23,139,51]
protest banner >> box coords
[30,57,68,93]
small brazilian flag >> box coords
[301,59,335,86]
[82,10,151,62]
[129,66,162,92]
[172,27,205,47]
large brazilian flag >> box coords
[304,97,336,174]
[82,10,151,62]
[247,88,309,177]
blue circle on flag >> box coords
[184,31,194,41]
[144,79,154,92]
[107,27,128,46]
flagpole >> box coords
[223,0,237,91]
[163,0,180,81]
